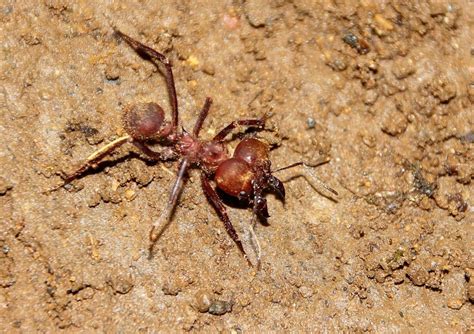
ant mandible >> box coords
[56,30,337,266]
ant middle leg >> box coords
[200,172,251,264]
[115,30,179,132]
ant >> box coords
[53,30,337,266]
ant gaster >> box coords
[56,31,337,266]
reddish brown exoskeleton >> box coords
[55,31,337,266]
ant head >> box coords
[123,103,165,140]
[215,158,254,198]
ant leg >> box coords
[200,172,251,264]
[149,158,190,257]
[115,30,179,132]
[193,97,212,137]
[253,192,270,218]
[213,117,267,142]
[48,135,132,192]
[268,175,286,200]
[132,141,177,161]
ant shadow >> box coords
[281,174,339,204]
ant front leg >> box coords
[200,172,251,264]
[115,30,179,132]
[253,188,270,219]
[213,117,267,142]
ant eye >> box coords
[123,103,164,140]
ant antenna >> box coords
[272,159,339,199]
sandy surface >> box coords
[1,0,473,332]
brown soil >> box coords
[1,1,473,332]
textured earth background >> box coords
[1,0,473,332]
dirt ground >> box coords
[1,0,473,332]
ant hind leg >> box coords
[47,134,132,193]
[149,158,190,257]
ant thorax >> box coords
[199,141,229,172]
[175,132,201,161]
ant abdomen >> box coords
[123,102,165,140]
[233,138,269,166]
[215,158,253,198]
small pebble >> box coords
[0,177,13,195]
[381,109,407,136]
[87,192,102,207]
[392,58,416,79]
[193,290,212,313]
[467,282,474,302]
[202,64,215,76]
[447,298,464,310]
[461,131,474,143]
[407,266,428,286]
[108,274,134,294]
[244,0,272,28]
[104,63,120,81]
[328,58,347,72]
[223,13,240,30]
[39,90,52,101]
[363,90,378,105]
[208,300,233,316]
[374,14,394,31]
[186,55,199,68]
[124,189,136,201]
